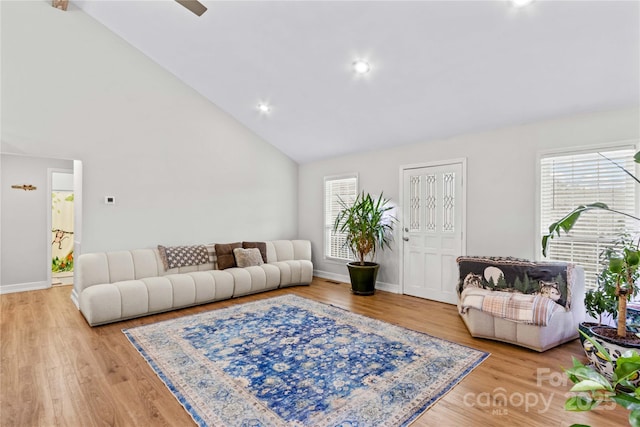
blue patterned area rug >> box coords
[123,294,489,426]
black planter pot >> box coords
[347,262,379,296]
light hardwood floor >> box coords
[1,278,625,427]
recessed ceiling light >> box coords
[257,102,271,114]
[352,60,371,74]
[511,0,535,8]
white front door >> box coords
[401,161,465,304]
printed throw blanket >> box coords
[459,288,561,326]
[456,256,573,310]
[157,245,210,270]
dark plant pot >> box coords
[578,322,600,346]
[347,262,379,296]
[580,323,640,385]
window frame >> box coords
[536,141,639,289]
[323,173,358,262]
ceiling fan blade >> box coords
[175,0,207,17]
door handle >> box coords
[403,237,409,241]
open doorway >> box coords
[50,170,74,286]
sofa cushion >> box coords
[457,256,571,309]
[215,242,242,269]
[242,241,267,263]
[233,247,264,268]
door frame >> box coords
[47,168,74,289]
[398,158,468,296]
[47,162,82,304]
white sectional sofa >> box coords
[76,240,313,326]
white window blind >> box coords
[540,147,638,288]
[324,175,357,260]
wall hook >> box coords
[11,184,37,191]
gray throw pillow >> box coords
[233,247,264,268]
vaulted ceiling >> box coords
[73,0,640,164]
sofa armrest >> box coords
[292,240,312,261]
[266,240,311,262]
[76,252,110,294]
[569,264,586,324]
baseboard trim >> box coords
[70,289,80,309]
[313,270,400,294]
[375,281,401,294]
[0,281,50,295]
[313,269,349,284]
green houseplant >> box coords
[542,152,640,425]
[576,242,640,386]
[579,237,638,349]
[564,331,640,427]
[582,240,625,329]
[584,286,614,327]
[542,152,640,257]
[333,191,396,295]
[598,238,640,339]
[542,152,640,341]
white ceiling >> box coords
[73,0,640,164]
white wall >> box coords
[2,2,638,298]
[1,1,298,256]
[1,154,73,289]
[299,108,640,291]
[52,172,74,191]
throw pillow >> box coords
[214,242,242,269]
[242,241,267,263]
[233,247,265,268]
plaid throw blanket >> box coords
[460,288,561,326]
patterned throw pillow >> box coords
[157,245,209,270]
[233,247,265,268]
[214,242,242,269]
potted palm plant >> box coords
[333,191,396,295]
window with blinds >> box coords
[540,147,638,288]
[324,175,357,260]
